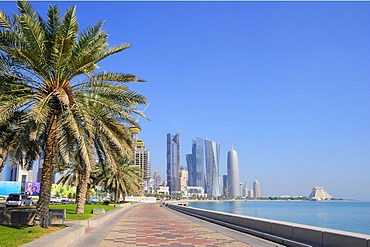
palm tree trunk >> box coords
[86,183,91,204]
[76,165,90,214]
[34,115,59,227]
[115,189,120,204]
[0,150,8,175]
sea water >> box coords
[188,200,370,235]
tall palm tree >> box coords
[0,1,146,227]
[97,155,143,203]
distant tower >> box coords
[153,171,162,188]
[253,180,261,199]
[166,133,181,194]
[227,147,240,197]
[179,166,188,192]
[204,139,221,197]
[129,127,151,185]
[186,154,195,186]
[193,138,205,188]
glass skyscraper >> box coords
[193,138,205,188]
[166,133,180,194]
[186,154,194,186]
[204,139,221,197]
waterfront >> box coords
[189,200,370,235]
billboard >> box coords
[25,182,40,196]
[0,181,21,196]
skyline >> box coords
[2,2,370,200]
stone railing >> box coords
[167,203,370,247]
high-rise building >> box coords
[153,171,162,188]
[130,127,151,185]
[134,140,150,181]
[179,166,188,192]
[227,147,240,197]
[166,133,181,194]
[204,139,221,197]
[193,138,205,188]
[248,189,254,198]
[253,180,261,199]
[185,154,195,186]
[240,182,247,197]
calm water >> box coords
[188,200,370,235]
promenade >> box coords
[69,203,284,247]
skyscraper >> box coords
[153,171,162,188]
[204,139,221,197]
[179,166,188,192]
[129,127,151,186]
[253,180,261,199]
[185,154,195,186]
[166,133,181,194]
[193,138,205,188]
[227,147,240,198]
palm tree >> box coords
[97,155,143,203]
[0,1,146,227]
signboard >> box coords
[25,182,40,196]
[0,181,21,196]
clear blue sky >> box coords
[2,1,370,200]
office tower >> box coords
[186,154,195,186]
[134,140,151,183]
[204,139,221,197]
[129,127,151,184]
[153,171,162,188]
[240,182,247,197]
[179,166,188,192]
[193,138,205,188]
[222,175,228,196]
[166,133,181,194]
[248,189,254,198]
[227,147,241,197]
[253,180,261,199]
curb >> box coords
[21,204,135,247]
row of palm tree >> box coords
[0,1,147,227]
[57,153,143,205]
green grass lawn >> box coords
[49,203,116,220]
[0,225,64,247]
[0,203,116,246]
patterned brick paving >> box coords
[99,203,251,247]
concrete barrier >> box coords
[0,208,65,226]
[92,208,105,214]
[167,203,370,247]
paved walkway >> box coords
[71,203,284,247]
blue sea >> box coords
[188,200,370,235]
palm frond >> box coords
[59,5,78,41]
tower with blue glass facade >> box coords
[204,139,221,197]
[166,133,181,194]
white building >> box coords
[253,180,260,199]
[308,187,333,201]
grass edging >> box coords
[21,203,135,247]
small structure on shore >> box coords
[308,187,333,201]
